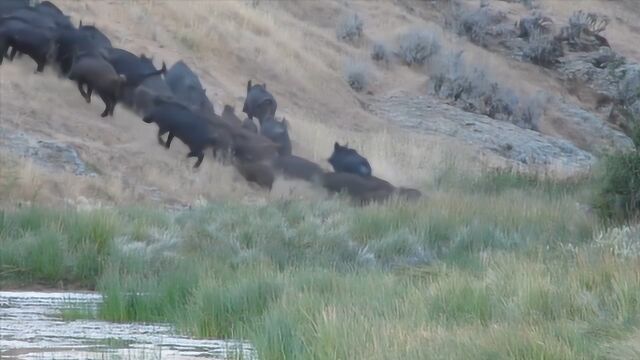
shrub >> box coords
[516,12,553,40]
[609,66,640,142]
[395,29,441,66]
[430,51,543,129]
[499,0,536,8]
[515,91,548,130]
[567,10,608,37]
[371,42,389,64]
[521,30,563,68]
[447,3,509,48]
[594,150,640,221]
[559,10,610,51]
[519,0,535,8]
[336,12,363,43]
[343,60,370,92]
[616,67,640,110]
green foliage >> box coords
[0,208,120,287]
[7,168,640,359]
[594,150,640,221]
[182,274,283,338]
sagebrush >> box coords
[343,59,371,92]
[395,29,441,66]
[559,10,610,51]
[447,3,510,48]
[521,30,563,68]
[371,42,389,65]
[336,12,364,43]
[430,51,541,129]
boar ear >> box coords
[247,80,252,93]
[334,142,340,150]
[263,83,267,89]
[281,117,289,128]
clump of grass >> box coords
[593,224,640,258]
[181,273,283,338]
[336,12,363,44]
[343,59,371,92]
[98,252,200,323]
[0,207,121,287]
[59,303,97,321]
[395,28,441,67]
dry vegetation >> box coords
[3,0,638,206]
[0,0,473,207]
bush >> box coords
[430,51,543,129]
[447,3,509,48]
[617,68,640,110]
[343,60,370,92]
[516,12,553,40]
[336,12,363,43]
[594,150,640,221]
[518,0,535,8]
[395,29,441,66]
[499,0,536,8]
[514,92,547,131]
[559,10,610,51]
[521,30,563,68]
[567,10,608,37]
[371,42,389,64]
[609,66,640,141]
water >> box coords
[0,291,254,359]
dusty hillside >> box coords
[1,0,638,207]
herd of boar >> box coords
[0,0,421,204]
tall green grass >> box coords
[3,170,640,359]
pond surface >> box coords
[0,291,254,359]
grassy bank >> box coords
[2,170,640,359]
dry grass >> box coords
[0,0,475,206]
[0,0,458,206]
[0,0,636,207]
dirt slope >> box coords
[0,0,637,207]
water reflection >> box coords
[0,291,254,359]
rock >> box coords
[0,128,97,177]
[550,49,640,145]
[557,48,624,102]
[546,100,634,155]
[370,91,595,173]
